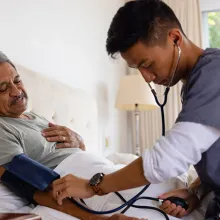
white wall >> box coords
[200,0,220,11]
[0,0,128,155]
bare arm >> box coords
[1,158,149,195]
[52,156,150,205]
[34,191,141,220]
[33,191,107,220]
[0,166,107,220]
[188,177,201,192]
[1,166,141,220]
[188,176,211,200]
[100,157,149,194]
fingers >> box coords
[45,135,67,142]
[169,205,182,216]
[53,175,72,187]
[42,129,68,142]
[56,190,70,205]
[42,127,72,144]
[52,174,94,204]
[56,142,72,148]
[159,188,189,200]
[160,200,171,210]
[53,181,67,198]
[163,203,177,214]
[159,190,178,200]
[43,125,66,133]
[159,188,192,218]
[49,122,57,127]
[53,184,71,204]
[42,125,83,148]
[160,202,187,218]
[42,130,66,138]
[176,209,187,218]
[52,175,73,200]
[43,126,59,132]
[43,126,76,139]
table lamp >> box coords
[115,74,157,156]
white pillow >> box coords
[106,152,138,165]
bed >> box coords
[0,64,205,220]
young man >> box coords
[52,0,220,219]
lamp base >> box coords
[135,146,141,156]
[134,104,141,156]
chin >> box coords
[13,103,28,115]
[163,80,179,87]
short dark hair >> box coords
[106,0,185,58]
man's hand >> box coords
[159,188,199,218]
[52,174,95,205]
[52,175,148,220]
[42,122,85,150]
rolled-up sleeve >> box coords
[142,122,220,184]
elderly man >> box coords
[0,52,139,220]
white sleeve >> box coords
[142,122,220,184]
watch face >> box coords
[90,173,103,186]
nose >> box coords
[10,84,22,97]
[138,67,156,83]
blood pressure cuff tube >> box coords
[1,153,60,204]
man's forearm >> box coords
[188,177,201,192]
[188,177,211,200]
[0,166,106,220]
[99,157,149,194]
[34,191,107,220]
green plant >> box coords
[208,11,220,48]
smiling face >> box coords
[121,38,184,87]
[0,62,28,118]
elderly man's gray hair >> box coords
[0,51,16,70]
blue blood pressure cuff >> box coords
[1,153,60,204]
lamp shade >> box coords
[115,74,158,111]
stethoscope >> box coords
[68,44,187,219]
[148,43,182,136]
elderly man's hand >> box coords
[42,122,85,151]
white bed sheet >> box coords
[29,152,203,220]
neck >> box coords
[20,114,30,119]
[0,111,29,119]
[180,40,204,84]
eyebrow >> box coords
[0,74,20,86]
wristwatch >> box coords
[89,173,106,196]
